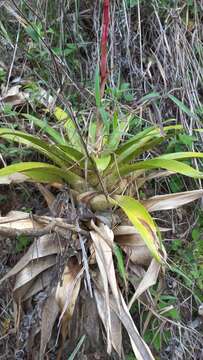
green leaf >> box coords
[163,308,180,320]
[105,112,131,154]
[179,133,197,147]
[16,235,31,253]
[140,92,161,103]
[52,44,77,56]
[0,128,81,167]
[111,158,203,183]
[54,107,83,151]
[158,151,203,161]
[0,162,85,190]
[88,121,97,147]
[114,244,127,285]
[54,107,69,122]
[110,195,163,262]
[25,23,43,43]
[111,125,183,167]
[23,114,66,145]
[94,155,111,172]
[168,94,198,120]
[99,106,110,128]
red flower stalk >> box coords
[100,0,110,99]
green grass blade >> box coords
[68,335,86,360]
[168,94,198,120]
[139,92,161,103]
[105,112,131,154]
[23,114,66,145]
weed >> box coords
[0,68,6,83]
[16,234,31,253]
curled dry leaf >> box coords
[143,189,203,212]
[0,85,29,107]
[90,237,111,352]
[114,225,170,237]
[56,258,83,342]
[128,262,154,307]
[115,225,164,309]
[122,245,151,267]
[114,226,152,266]
[56,259,83,360]
[116,292,154,360]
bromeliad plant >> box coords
[1,2,203,359]
[2,113,203,260]
[1,109,203,359]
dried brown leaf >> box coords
[23,268,54,301]
[122,245,151,266]
[36,184,56,213]
[40,291,59,360]
[111,290,154,360]
[90,223,121,310]
[13,255,56,301]
[114,227,151,266]
[143,190,203,212]
[56,259,83,327]
[90,226,113,353]
[114,225,168,266]
[94,286,122,357]
[0,85,28,106]
[0,234,64,284]
[128,259,161,309]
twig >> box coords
[0,216,89,238]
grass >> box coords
[0,1,203,359]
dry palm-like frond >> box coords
[0,203,157,359]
